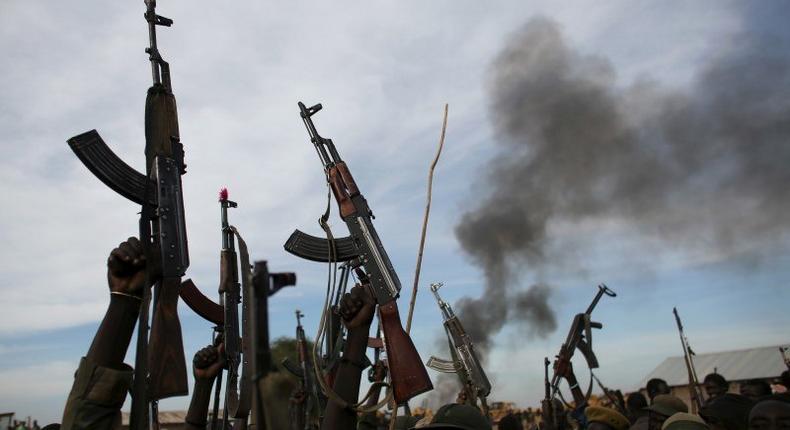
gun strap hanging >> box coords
[309,181,393,414]
[225,226,253,419]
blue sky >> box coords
[1,0,789,424]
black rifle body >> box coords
[426,283,490,414]
[673,307,704,413]
[550,284,616,405]
[67,2,189,428]
[285,102,432,404]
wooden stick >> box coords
[405,104,449,334]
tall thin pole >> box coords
[405,104,449,333]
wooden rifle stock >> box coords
[148,276,188,399]
[379,300,433,404]
[327,166,356,218]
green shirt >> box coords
[61,357,133,430]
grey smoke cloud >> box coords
[454,16,790,349]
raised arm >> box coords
[320,284,376,430]
[61,237,147,430]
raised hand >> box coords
[193,343,225,381]
[338,283,375,329]
[106,237,147,297]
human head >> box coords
[740,380,772,402]
[704,374,729,400]
[780,371,790,391]
[700,393,754,430]
[41,425,61,430]
[628,392,649,419]
[498,413,524,430]
[393,415,420,430]
[648,379,672,402]
[662,413,709,430]
[647,395,689,430]
[585,406,630,430]
[748,396,790,430]
[419,403,492,430]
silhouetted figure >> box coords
[748,395,790,430]
[740,380,772,402]
[627,392,649,430]
[661,413,709,430]
[704,374,729,404]
[585,406,630,430]
[499,413,524,430]
[647,379,672,404]
[646,395,688,430]
[699,393,754,430]
[419,403,491,430]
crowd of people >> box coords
[33,238,790,430]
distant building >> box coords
[121,410,188,430]
[640,345,788,407]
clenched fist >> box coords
[193,343,225,381]
[107,237,147,297]
[338,284,375,330]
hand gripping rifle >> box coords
[67,1,188,425]
[283,102,433,404]
[550,284,616,407]
[673,307,704,414]
[282,310,324,430]
[426,283,491,415]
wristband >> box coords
[111,291,142,301]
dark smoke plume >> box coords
[454,17,790,349]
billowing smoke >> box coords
[454,17,790,349]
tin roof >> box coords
[641,345,789,388]
[121,410,188,425]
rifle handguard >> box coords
[283,229,358,263]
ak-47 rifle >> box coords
[67,1,188,427]
[365,325,388,408]
[283,311,324,430]
[426,283,491,416]
[179,189,253,430]
[550,284,616,407]
[284,102,433,404]
[542,358,556,430]
[673,307,704,414]
[590,373,626,415]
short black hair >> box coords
[780,370,790,388]
[626,392,648,413]
[704,373,729,388]
[646,378,668,396]
[741,379,772,397]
